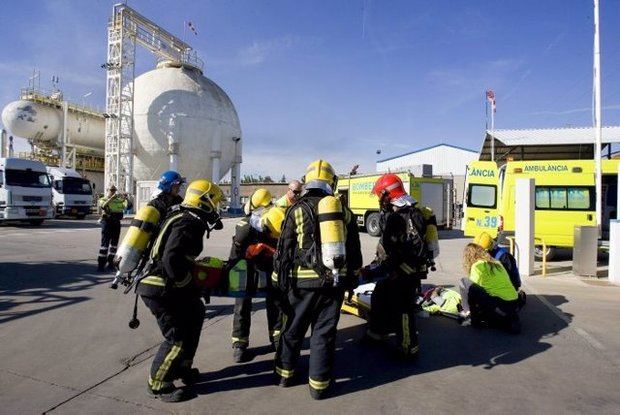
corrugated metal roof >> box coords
[377,143,477,163]
[487,126,620,146]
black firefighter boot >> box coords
[97,256,107,272]
[147,382,194,403]
[232,342,249,363]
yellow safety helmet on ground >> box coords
[261,206,286,238]
[473,231,495,251]
[182,179,223,214]
[303,159,337,193]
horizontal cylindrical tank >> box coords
[132,61,242,183]
[1,100,105,151]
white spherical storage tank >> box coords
[132,61,242,183]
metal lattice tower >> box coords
[104,3,202,195]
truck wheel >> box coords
[29,219,44,226]
[366,212,381,237]
[535,245,556,261]
[76,214,86,220]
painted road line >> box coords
[523,280,620,367]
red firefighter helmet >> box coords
[372,173,407,201]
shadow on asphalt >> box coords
[438,229,466,240]
[0,260,109,324]
[193,293,571,398]
[0,220,102,230]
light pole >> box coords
[82,92,92,108]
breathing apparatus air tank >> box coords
[318,196,347,286]
[111,205,161,289]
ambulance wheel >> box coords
[535,245,556,261]
[29,219,44,226]
[76,214,86,220]
[366,212,381,237]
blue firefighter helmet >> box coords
[157,170,185,193]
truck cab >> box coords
[0,157,54,225]
[47,167,93,219]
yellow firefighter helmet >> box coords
[304,159,337,192]
[473,231,495,251]
[182,179,223,213]
[261,206,286,238]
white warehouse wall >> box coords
[376,144,478,176]
[376,143,479,206]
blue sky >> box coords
[1,0,620,178]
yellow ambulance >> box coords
[463,159,619,259]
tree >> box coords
[280,174,287,183]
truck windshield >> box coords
[5,169,51,188]
[56,177,92,195]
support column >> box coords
[229,137,242,213]
[167,114,179,171]
[609,221,620,284]
[0,129,6,158]
[61,101,68,167]
[515,178,535,277]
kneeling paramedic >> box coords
[473,232,523,290]
[459,243,521,333]
[230,189,285,362]
[274,159,362,400]
[136,179,224,402]
[366,173,439,357]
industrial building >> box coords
[376,143,478,205]
[0,4,243,211]
[480,126,620,162]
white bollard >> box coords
[617,164,620,217]
[515,178,535,277]
[609,220,620,285]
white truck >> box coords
[47,167,93,219]
[0,157,54,225]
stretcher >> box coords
[341,282,375,320]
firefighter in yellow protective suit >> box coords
[136,180,224,403]
[273,160,362,400]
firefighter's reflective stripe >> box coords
[142,276,166,287]
[309,377,330,390]
[400,263,415,274]
[150,213,184,260]
[271,271,278,283]
[231,336,249,344]
[270,329,281,338]
[276,366,294,378]
[293,266,348,279]
[401,314,411,352]
[149,341,182,391]
[294,208,304,246]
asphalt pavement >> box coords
[1,218,619,414]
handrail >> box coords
[506,236,547,277]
